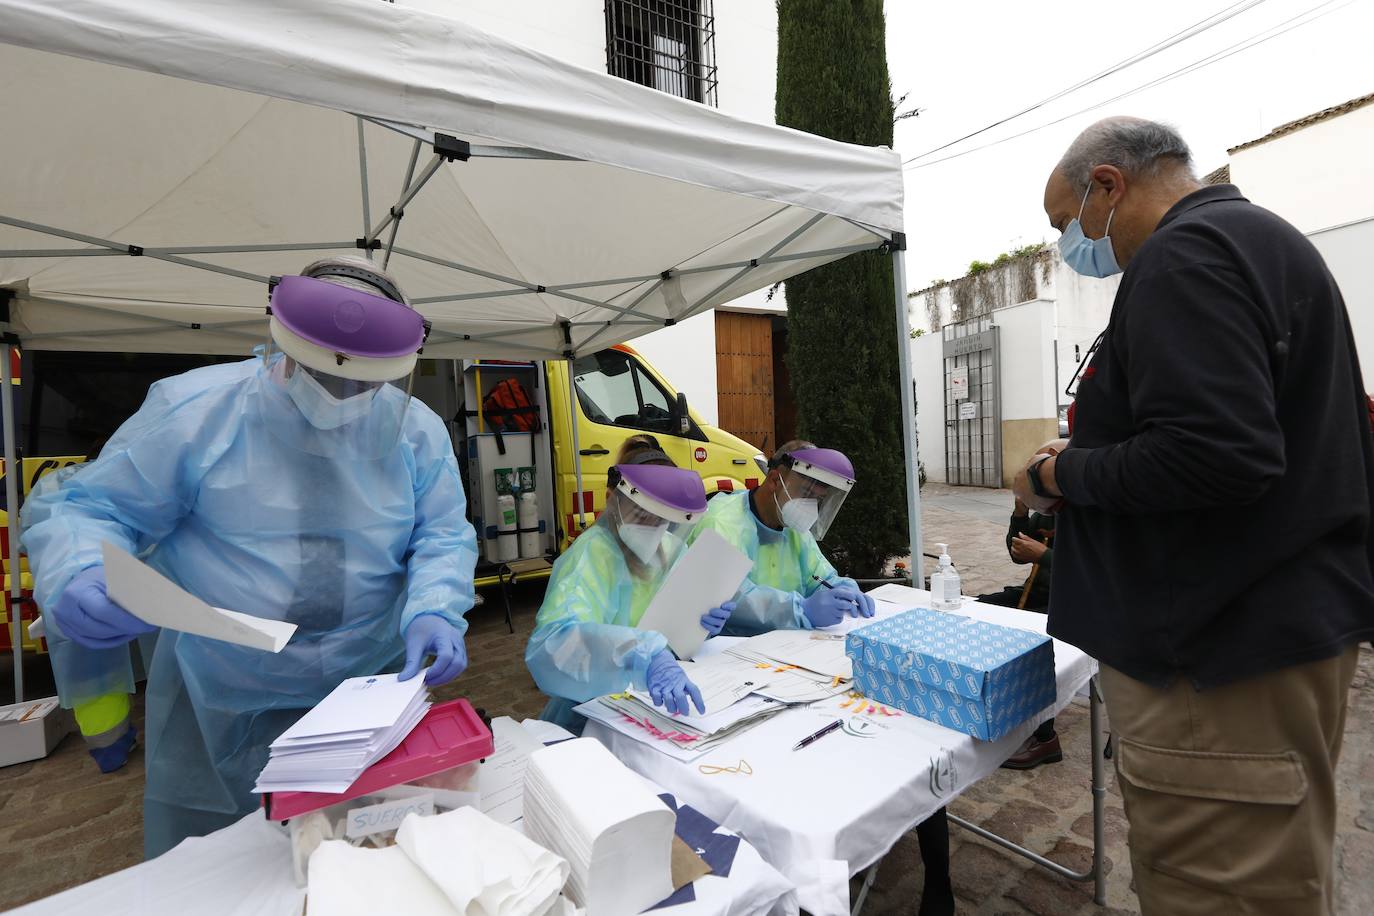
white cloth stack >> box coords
[521,738,676,916]
[307,807,570,916]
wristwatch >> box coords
[1026,454,1054,499]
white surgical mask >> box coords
[287,366,375,430]
[619,522,668,566]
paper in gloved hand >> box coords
[102,541,297,652]
[635,529,752,660]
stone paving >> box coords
[1,485,1371,915]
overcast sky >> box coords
[883,0,1374,288]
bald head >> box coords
[1044,117,1203,271]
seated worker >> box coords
[688,440,875,635]
[977,438,1068,771]
[525,436,735,734]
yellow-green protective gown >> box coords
[525,523,673,732]
[688,490,859,635]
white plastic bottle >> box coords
[929,543,963,611]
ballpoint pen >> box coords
[792,718,843,751]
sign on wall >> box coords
[950,365,968,400]
[957,401,977,420]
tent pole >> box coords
[891,246,924,586]
[3,344,24,701]
[357,117,373,257]
[565,359,587,535]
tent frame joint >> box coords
[355,238,382,251]
[128,244,145,257]
[881,231,907,253]
[434,133,471,163]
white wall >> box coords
[994,299,1059,422]
[910,331,945,483]
[1310,218,1374,388]
[1229,103,1374,235]
[1050,261,1118,408]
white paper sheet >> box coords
[101,541,296,652]
[478,716,547,825]
[726,629,852,679]
[635,529,753,660]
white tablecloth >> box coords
[583,585,1098,916]
[14,723,795,916]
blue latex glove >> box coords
[646,650,705,716]
[399,613,468,686]
[699,601,736,637]
[803,584,868,628]
[51,566,156,650]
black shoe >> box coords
[1000,732,1063,770]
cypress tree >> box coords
[775,0,907,575]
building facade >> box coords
[909,248,1118,487]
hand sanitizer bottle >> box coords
[930,543,962,611]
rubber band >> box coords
[698,759,753,776]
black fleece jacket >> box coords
[1050,185,1374,688]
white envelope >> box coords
[102,541,296,652]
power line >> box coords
[903,0,1356,172]
[901,0,1271,165]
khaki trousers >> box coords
[1099,645,1358,916]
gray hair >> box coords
[1056,117,1195,194]
[299,254,409,305]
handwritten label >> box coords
[344,793,435,839]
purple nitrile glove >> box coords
[700,600,736,637]
[399,613,468,686]
[52,566,156,650]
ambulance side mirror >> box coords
[675,392,690,434]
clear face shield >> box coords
[260,274,425,460]
[774,449,855,540]
[603,463,708,575]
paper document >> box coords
[477,716,545,825]
[102,541,296,652]
[728,627,853,679]
[628,653,774,719]
[635,529,752,660]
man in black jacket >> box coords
[1014,117,1374,915]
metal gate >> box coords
[943,318,1001,487]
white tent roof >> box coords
[0,0,904,359]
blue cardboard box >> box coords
[845,608,1055,741]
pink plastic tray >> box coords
[267,698,493,821]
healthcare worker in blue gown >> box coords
[21,256,477,858]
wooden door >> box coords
[715,311,774,451]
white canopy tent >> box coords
[0,0,922,701]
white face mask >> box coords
[619,522,668,566]
[287,365,376,430]
[775,477,820,533]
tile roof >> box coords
[1229,92,1374,153]
[1203,164,1230,185]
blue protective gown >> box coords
[524,523,672,733]
[21,357,477,858]
[688,490,859,635]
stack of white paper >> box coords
[522,738,675,916]
[588,693,785,762]
[726,629,855,704]
[254,673,430,795]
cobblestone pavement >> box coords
[2,486,1371,915]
